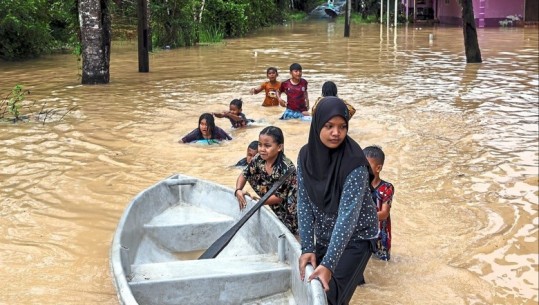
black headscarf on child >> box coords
[298,97,372,213]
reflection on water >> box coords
[0,22,537,305]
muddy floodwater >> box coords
[0,21,537,305]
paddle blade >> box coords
[198,169,293,259]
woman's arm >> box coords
[277,83,287,107]
[213,112,227,118]
[303,79,309,108]
[297,163,315,254]
[214,126,232,140]
[378,202,390,220]
[180,129,199,143]
[235,174,249,210]
[250,84,263,95]
[225,112,246,123]
[319,166,371,272]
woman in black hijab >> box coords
[297,97,378,305]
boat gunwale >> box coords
[110,173,327,305]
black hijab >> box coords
[298,97,371,213]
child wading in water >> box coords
[213,98,253,128]
[364,145,395,261]
[277,63,311,120]
[250,67,281,107]
[235,140,259,167]
[234,126,298,235]
[180,113,232,144]
[311,81,356,119]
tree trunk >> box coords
[78,0,111,84]
[344,0,351,37]
[460,0,482,63]
[137,0,149,72]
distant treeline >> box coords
[0,0,383,61]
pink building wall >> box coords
[435,0,526,27]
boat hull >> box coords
[325,8,339,18]
[110,174,327,305]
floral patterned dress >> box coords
[242,154,298,235]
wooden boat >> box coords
[110,174,327,305]
[324,7,339,18]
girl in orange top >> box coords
[250,67,281,106]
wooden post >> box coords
[344,0,351,37]
[380,0,383,23]
[394,0,397,26]
[414,0,417,23]
[137,0,149,72]
[406,0,409,23]
[386,0,390,26]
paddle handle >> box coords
[199,168,293,259]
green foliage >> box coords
[147,0,286,47]
[110,0,138,21]
[0,0,299,58]
[8,85,24,120]
[241,0,283,31]
[286,11,309,21]
[0,0,79,60]
[334,12,379,24]
[202,0,249,38]
[198,25,225,44]
[351,12,378,24]
[48,0,80,48]
[0,0,53,60]
[0,85,28,121]
[150,0,199,48]
[365,14,379,23]
[202,0,284,39]
[1,85,78,124]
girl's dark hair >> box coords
[198,113,216,138]
[248,140,259,150]
[363,145,385,164]
[321,81,338,97]
[267,67,278,76]
[259,126,285,166]
[289,63,302,71]
[230,98,242,109]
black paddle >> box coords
[198,168,293,259]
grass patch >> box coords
[198,25,224,44]
[287,11,309,21]
[335,13,379,24]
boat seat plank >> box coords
[129,255,292,305]
[143,204,235,252]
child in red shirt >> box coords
[364,145,395,261]
[277,63,311,120]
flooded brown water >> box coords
[0,21,537,305]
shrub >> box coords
[150,0,198,48]
[0,0,53,60]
